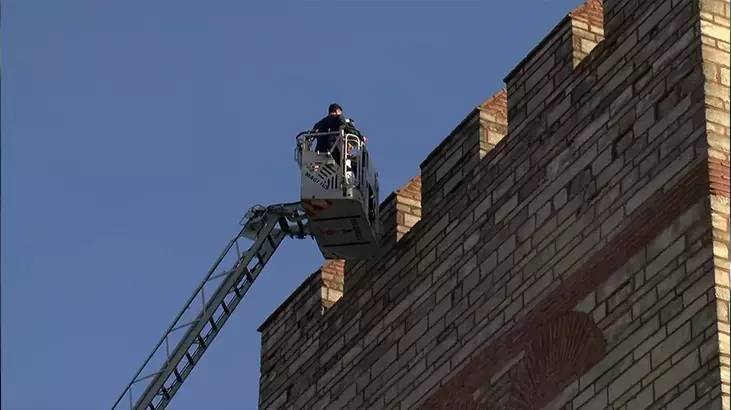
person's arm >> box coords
[312,118,324,131]
[343,118,367,142]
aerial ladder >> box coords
[112,127,379,410]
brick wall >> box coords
[699,0,731,405]
[258,0,731,408]
[344,176,422,294]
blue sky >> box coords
[2,0,582,408]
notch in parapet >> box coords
[479,90,509,157]
[343,176,422,293]
[601,0,667,40]
[420,89,508,217]
[320,259,345,309]
[505,0,605,134]
[256,260,344,409]
[393,176,422,241]
[258,260,345,337]
[570,0,605,67]
[376,176,423,247]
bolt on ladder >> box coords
[111,202,309,410]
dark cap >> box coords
[328,103,343,114]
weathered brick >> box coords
[654,351,701,398]
[652,322,692,366]
[608,355,651,401]
[646,237,686,279]
[495,194,519,224]
[665,385,696,410]
[578,388,608,410]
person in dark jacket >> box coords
[312,103,347,164]
[312,103,367,166]
[312,103,345,152]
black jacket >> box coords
[312,114,345,152]
[313,114,345,133]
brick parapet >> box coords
[344,176,422,294]
[394,177,422,242]
[258,0,730,408]
[502,2,607,146]
[257,270,323,407]
[391,176,422,242]
[504,17,573,136]
[419,110,480,219]
[570,0,606,68]
[419,89,508,220]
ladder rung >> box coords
[208,318,219,331]
[196,335,207,348]
[244,267,253,282]
[238,279,251,294]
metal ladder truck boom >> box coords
[111,203,309,410]
[112,127,379,409]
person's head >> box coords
[328,103,343,116]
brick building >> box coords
[258,0,730,408]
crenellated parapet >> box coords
[258,0,730,408]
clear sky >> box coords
[2,0,582,409]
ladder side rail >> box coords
[163,221,290,401]
[132,216,283,410]
[148,212,302,409]
[111,225,248,410]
